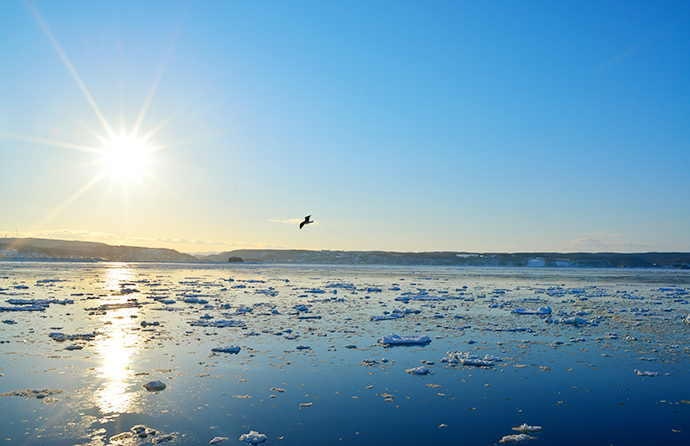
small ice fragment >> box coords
[512,424,542,433]
[405,365,430,376]
[634,369,660,377]
[447,351,494,367]
[499,433,536,443]
[110,432,133,441]
[143,380,167,391]
[239,430,267,444]
[210,436,229,444]
[559,317,590,325]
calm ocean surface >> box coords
[1,261,689,445]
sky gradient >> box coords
[1,1,689,254]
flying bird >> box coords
[299,215,314,229]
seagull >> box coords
[299,215,314,229]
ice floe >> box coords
[377,333,431,346]
[446,351,495,367]
[512,424,542,433]
[499,433,537,443]
[211,346,241,354]
[634,369,660,377]
[511,306,551,315]
[405,365,430,375]
[189,319,246,328]
[239,430,267,444]
[49,332,96,342]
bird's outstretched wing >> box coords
[300,215,312,229]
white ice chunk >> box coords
[499,433,536,443]
[405,365,430,375]
[559,316,590,325]
[512,423,542,433]
[447,351,494,367]
[239,430,267,444]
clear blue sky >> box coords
[1,1,688,253]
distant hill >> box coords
[0,238,197,262]
[200,249,690,269]
[2,238,689,268]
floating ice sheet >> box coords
[377,333,431,346]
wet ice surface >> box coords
[0,262,689,445]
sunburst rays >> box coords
[3,4,188,230]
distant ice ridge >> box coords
[371,309,416,321]
[511,306,551,315]
[1,298,74,312]
[7,298,73,306]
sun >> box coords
[100,136,152,182]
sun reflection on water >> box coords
[93,264,142,414]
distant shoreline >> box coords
[1,237,689,269]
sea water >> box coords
[0,261,689,445]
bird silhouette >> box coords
[299,215,314,229]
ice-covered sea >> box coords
[1,261,689,445]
